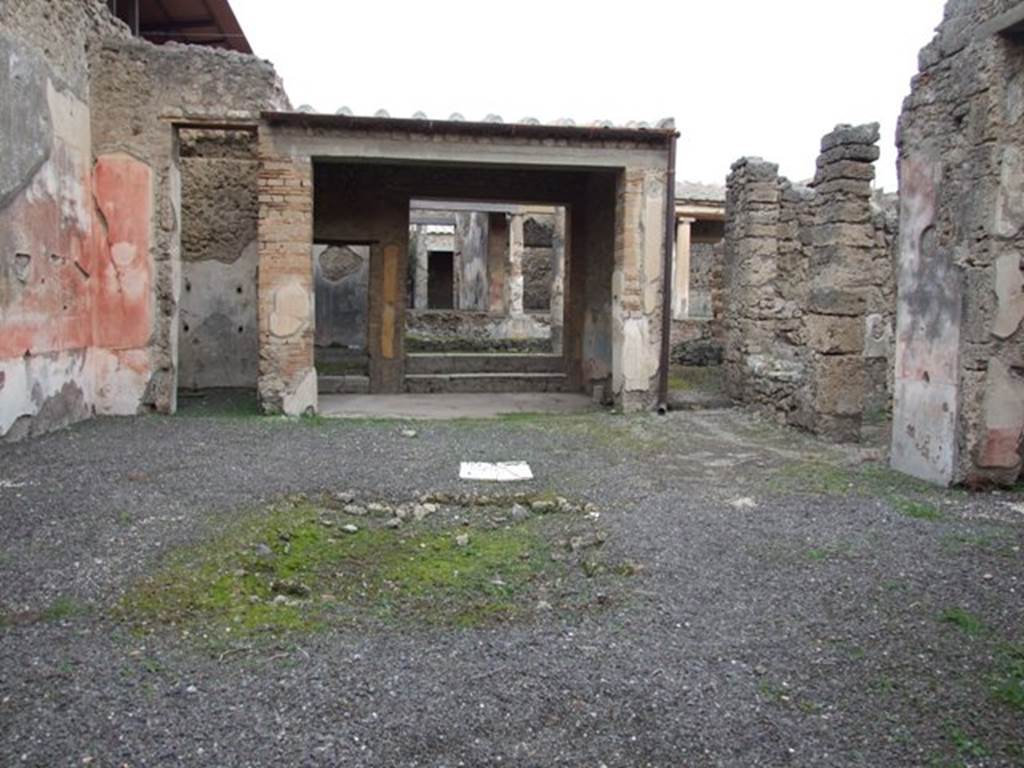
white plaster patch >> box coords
[282,367,317,416]
[620,315,658,392]
[995,145,1024,238]
[980,358,1024,468]
[890,378,958,486]
[0,350,91,435]
[864,314,892,359]
[270,281,311,338]
[992,251,1024,339]
[111,241,136,267]
[86,347,150,416]
[459,462,534,482]
[1007,68,1024,126]
[46,80,92,232]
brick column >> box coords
[805,123,880,442]
[256,150,316,415]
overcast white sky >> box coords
[232,0,948,191]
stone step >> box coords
[404,372,570,394]
[318,375,370,395]
[405,353,564,375]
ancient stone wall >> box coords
[0,0,289,438]
[723,124,896,441]
[89,37,288,412]
[893,0,1024,485]
[723,159,806,414]
[178,130,260,389]
[0,0,139,440]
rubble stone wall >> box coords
[893,0,1024,485]
[723,124,897,441]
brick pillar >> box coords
[805,123,880,442]
[722,158,782,402]
[256,151,316,415]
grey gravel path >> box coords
[1,402,1022,766]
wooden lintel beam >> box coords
[140,17,215,31]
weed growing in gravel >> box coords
[769,460,953,522]
[941,530,1018,557]
[41,595,91,622]
[946,725,991,760]
[992,644,1024,713]
[757,680,790,702]
[892,497,944,521]
[940,607,987,636]
[806,542,853,562]
[117,493,624,646]
[457,411,674,456]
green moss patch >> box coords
[118,493,627,645]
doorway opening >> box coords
[404,200,567,393]
[314,241,370,394]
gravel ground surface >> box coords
[1,396,1022,766]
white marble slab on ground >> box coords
[459,461,534,482]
